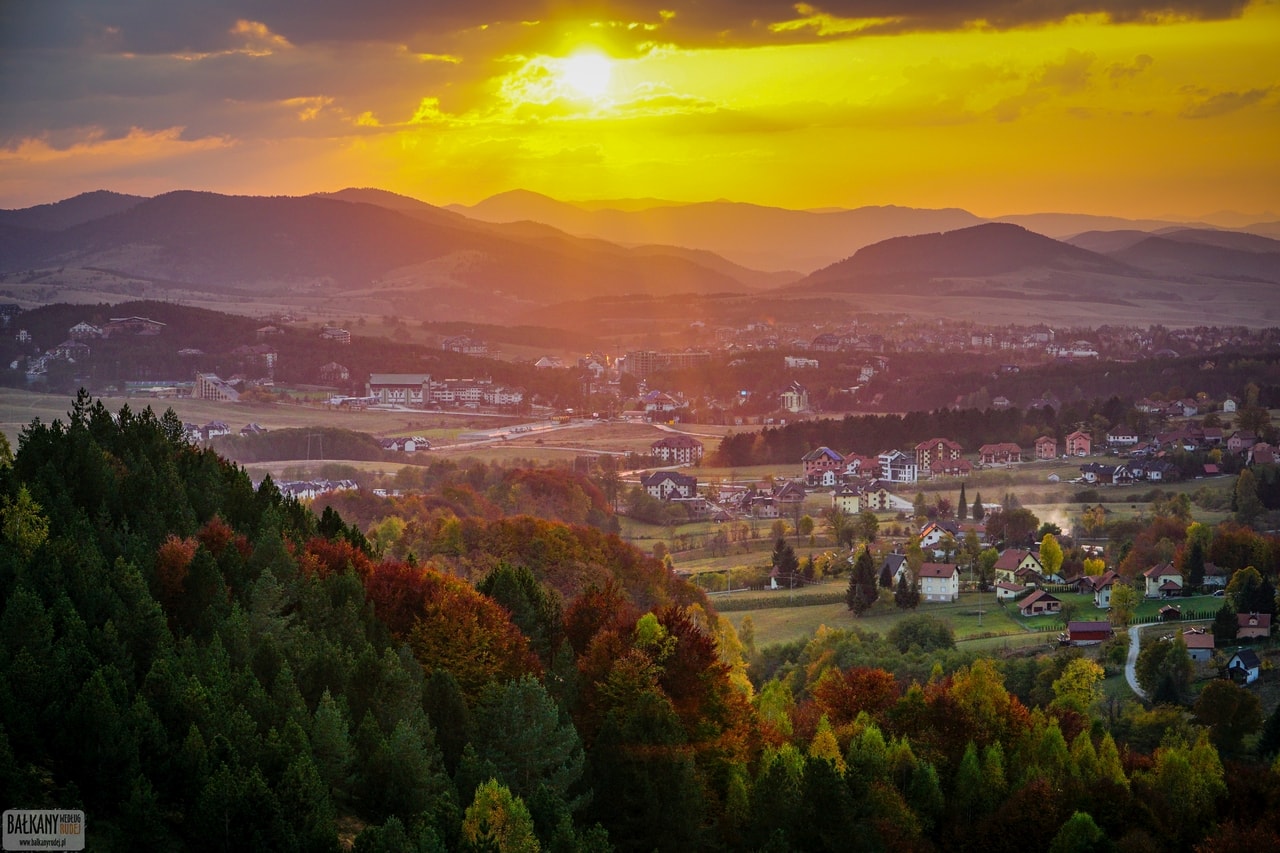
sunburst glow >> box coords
[558,51,613,100]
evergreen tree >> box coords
[1213,603,1238,643]
[957,483,968,521]
[972,492,985,522]
[846,547,879,616]
[894,573,920,611]
[771,538,799,583]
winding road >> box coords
[1125,624,1148,701]
[1124,619,1213,701]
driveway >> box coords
[1125,624,1148,701]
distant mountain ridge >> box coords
[803,223,1129,291]
[0,190,145,231]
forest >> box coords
[3,393,1280,851]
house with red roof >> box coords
[918,563,959,602]
[1142,562,1182,599]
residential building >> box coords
[1142,562,1182,599]
[367,373,430,406]
[1229,649,1261,684]
[993,549,1045,586]
[1238,612,1272,640]
[320,326,351,344]
[1184,631,1214,662]
[1034,435,1058,460]
[641,471,698,501]
[103,316,165,336]
[193,373,240,402]
[802,446,845,485]
[1065,430,1092,456]
[878,449,918,483]
[978,442,1023,465]
[652,434,705,465]
[918,563,959,602]
[914,437,964,471]
[1018,589,1061,617]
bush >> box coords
[886,613,956,653]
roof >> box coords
[914,437,963,451]
[1020,589,1060,607]
[368,373,430,385]
[979,442,1022,454]
[1184,632,1214,650]
[996,581,1025,592]
[653,434,703,449]
[1238,613,1273,629]
[1067,621,1112,633]
[1231,649,1262,669]
[918,563,957,579]
[881,554,906,571]
[802,446,843,462]
[994,549,1035,570]
[1143,562,1179,579]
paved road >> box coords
[1124,619,1213,701]
[1125,624,1148,701]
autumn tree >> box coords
[1108,583,1138,628]
[462,780,541,853]
[1039,534,1064,579]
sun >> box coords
[558,51,613,100]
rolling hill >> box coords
[450,190,986,272]
[804,223,1129,292]
[0,190,788,323]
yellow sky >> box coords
[2,2,1278,218]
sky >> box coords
[1,1,1278,218]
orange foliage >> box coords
[196,515,248,560]
[154,534,197,611]
[404,570,540,700]
[810,666,901,734]
[1116,516,1191,578]
[300,536,376,580]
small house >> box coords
[1018,589,1061,617]
[1228,649,1262,685]
[1066,621,1112,646]
[1238,612,1272,640]
[1184,631,1215,663]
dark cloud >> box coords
[1180,87,1273,119]
[0,1,1255,55]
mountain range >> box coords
[1,188,1278,329]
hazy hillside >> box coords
[0,189,145,231]
[0,190,772,314]
[452,190,986,272]
[1110,234,1280,283]
[806,223,1126,288]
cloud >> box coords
[1180,87,1273,119]
[0,1,1255,56]
[1107,53,1154,84]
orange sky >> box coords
[1,1,1277,219]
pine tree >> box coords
[972,492,985,522]
[957,483,968,521]
[846,547,879,616]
